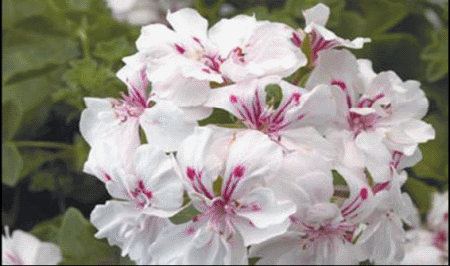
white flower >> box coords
[80,67,210,154]
[86,141,184,264]
[147,127,296,264]
[401,228,448,265]
[291,3,370,64]
[204,75,336,156]
[2,227,62,265]
[132,8,306,106]
[427,191,449,233]
[306,49,435,182]
[250,154,373,265]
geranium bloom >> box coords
[306,49,435,182]
[80,66,210,154]
[85,141,184,264]
[2,227,62,265]
[204,75,336,156]
[147,127,296,264]
[401,228,449,265]
[250,153,373,265]
[291,3,370,64]
[131,8,306,106]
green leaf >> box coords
[413,114,448,183]
[58,207,122,265]
[30,214,64,244]
[2,100,22,141]
[198,108,236,126]
[265,84,283,109]
[170,204,202,225]
[358,0,409,37]
[3,31,79,85]
[404,177,436,215]
[421,28,448,82]
[62,59,117,94]
[2,0,47,29]
[1,142,24,186]
[355,33,421,80]
[73,134,90,172]
[93,36,136,65]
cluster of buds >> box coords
[79,4,437,265]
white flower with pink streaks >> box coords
[132,8,306,106]
[204,75,336,156]
[290,3,370,65]
[147,127,296,264]
[2,227,62,265]
[80,66,210,154]
[84,141,184,264]
[250,152,373,265]
[306,49,435,182]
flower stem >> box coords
[13,141,73,150]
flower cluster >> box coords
[80,4,437,265]
[401,191,448,265]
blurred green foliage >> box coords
[2,0,448,264]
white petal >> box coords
[303,3,330,26]
[139,100,198,152]
[233,215,291,246]
[223,130,283,199]
[134,144,184,213]
[209,14,257,58]
[34,242,62,265]
[236,187,296,228]
[167,8,208,41]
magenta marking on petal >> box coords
[202,68,211,73]
[232,165,245,178]
[331,80,347,91]
[175,43,185,54]
[444,212,448,221]
[186,226,196,235]
[186,167,196,180]
[360,188,368,200]
[250,203,262,212]
[291,32,302,47]
[104,173,112,181]
[372,181,390,195]
[297,114,305,121]
[230,95,238,104]
[5,252,23,265]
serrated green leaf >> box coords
[93,36,136,65]
[413,114,448,183]
[404,177,437,214]
[421,28,448,82]
[1,142,24,186]
[30,214,64,244]
[58,207,121,265]
[170,204,202,224]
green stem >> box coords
[78,16,90,61]
[14,141,74,150]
